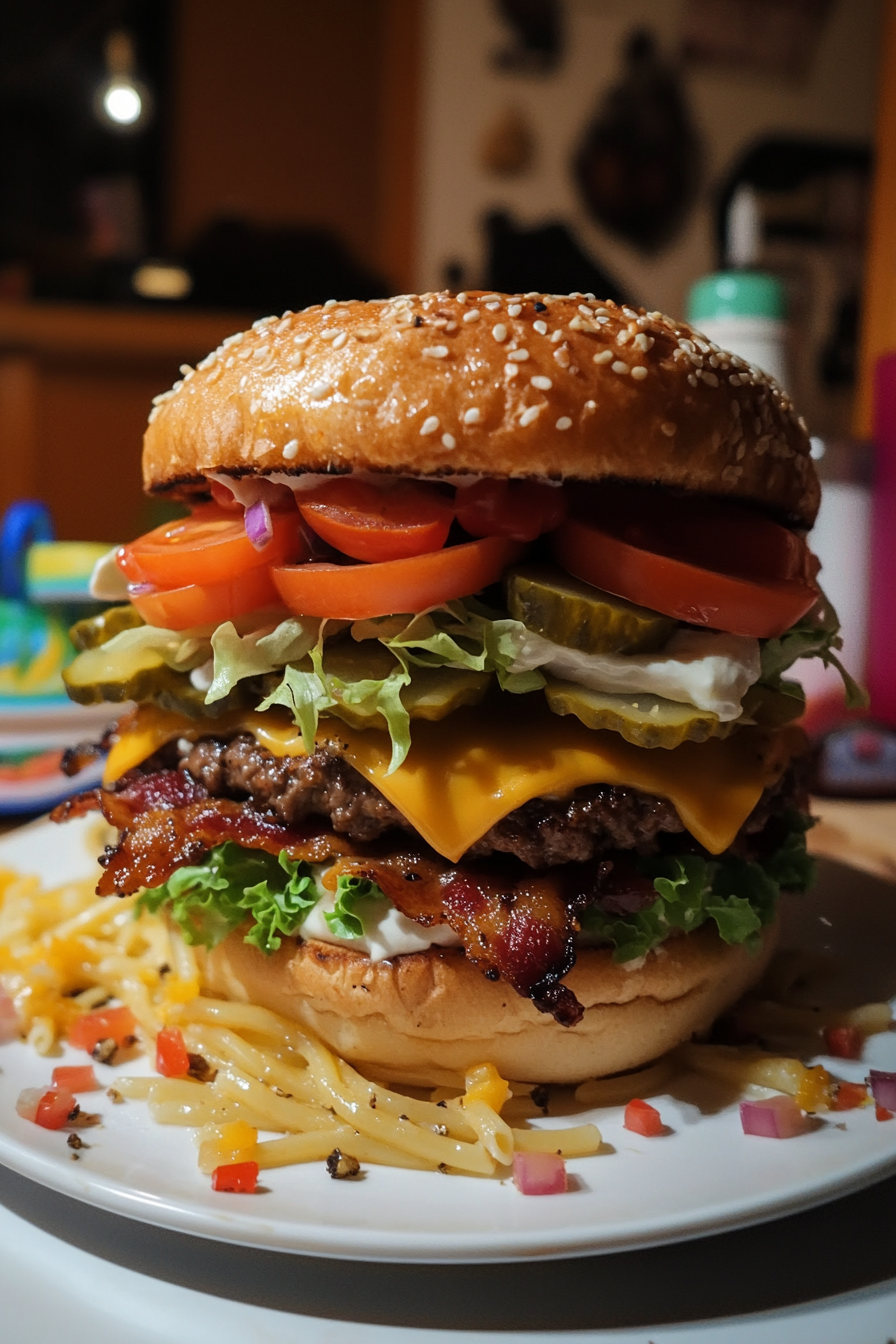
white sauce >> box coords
[300,882,460,963]
[508,628,761,721]
[89,547,129,601]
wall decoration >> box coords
[491,0,564,75]
[681,0,833,80]
[573,29,701,254]
[479,105,536,176]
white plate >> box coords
[0,815,895,1264]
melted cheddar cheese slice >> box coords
[104,700,802,861]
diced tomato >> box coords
[273,536,524,620]
[624,1098,665,1137]
[156,1026,190,1078]
[833,1082,869,1111]
[118,506,306,587]
[51,1065,99,1093]
[876,1105,894,1122]
[128,564,284,631]
[211,1161,260,1193]
[455,479,566,542]
[68,1005,138,1054]
[824,1026,864,1060]
[298,479,455,562]
[553,483,817,639]
[511,1150,567,1195]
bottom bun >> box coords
[200,923,778,1087]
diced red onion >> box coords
[15,1088,43,1123]
[868,1070,896,1111]
[740,1095,812,1139]
[0,987,19,1044]
[127,582,156,597]
[511,1150,567,1195]
[244,499,273,551]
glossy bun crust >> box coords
[144,292,819,527]
[200,922,778,1087]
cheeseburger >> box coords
[55,291,856,1086]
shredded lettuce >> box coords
[580,812,815,964]
[206,617,321,703]
[136,842,323,953]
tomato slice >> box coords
[298,479,455,562]
[455,479,567,542]
[212,1161,260,1193]
[623,1098,665,1137]
[68,1005,138,1053]
[273,536,523,619]
[129,564,282,630]
[51,1065,99,1092]
[554,517,817,638]
[118,506,305,587]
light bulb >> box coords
[103,81,142,126]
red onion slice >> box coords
[868,1070,896,1111]
[0,987,18,1044]
[245,499,273,551]
[15,1088,43,1123]
[740,1095,812,1139]
[511,1150,567,1195]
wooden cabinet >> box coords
[0,303,246,543]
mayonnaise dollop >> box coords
[508,628,761,721]
[300,885,461,962]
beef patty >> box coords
[173,732,807,868]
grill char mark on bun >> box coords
[144,291,818,527]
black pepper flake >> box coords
[534,302,547,312]
[326,1148,361,1179]
[92,1038,117,1065]
[369,1095,377,1109]
[106,1088,123,1104]
[437,1162,449,1174]
[413,314,423,327]
[71,1109,101,1128]
[404,872,421,882]
[187,1052,218,1083]
[67,1133,85,1150]
[484,967,499,981]
[436,1099,447,1108]
[530,1085,550,1115]
[159,963,171,977]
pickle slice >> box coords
[543,677,733,749]
[70,605,144,652]
[506,565,674,655]
[64,640,172,704]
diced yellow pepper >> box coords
[462,1062,510,1114]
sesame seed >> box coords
[420,415,440,435]
[463,309,481,323]
[463,407,481,424]
[423,345,449,359]
[531,374,552,390]
[294,333,312,346]
[309,380,333,399]
[616,330,631,345]
[508,304,522,317]
[456,292,468,303]
[593,350,613,365]
[554,346,570,368]
[224,357,234,368]
[533,320,548,335]
[630,365,648,380]
[492,324,508,342]
[283,439,299,460]
[661,422,676,436]
[287,351,305,368]
[584,400,596,411]
[444,320,458,332]
[550,329,564,343]
[147,405,160,422]
[556,416,572,430]
[237,346,253,361]
[504,363,519,378]
[633,332,654,351]
[703,371,719,387]
[332,332,348,350]
[323,299,338,309]
[179,364,192,376]
[687,373,698,387]
[441,433,456,449]
[320,329,339,341]
[578,304,593,317]
[486,301,502,311]
[507,348,529,362]
[611,361,629,375]
[172,379,183,392]
[519,406,540,427]
[239,374,249,389]
[252,344,270,359]
[481,295,501,303]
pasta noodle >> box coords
[0,863,603,1180]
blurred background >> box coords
[4,0,896,807]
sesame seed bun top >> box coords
[143,291,819,527]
